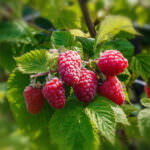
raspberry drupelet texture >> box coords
[42,78,66,109]
[58,50,82,86]
[73,68,98,103]
[98,76,125,105]
[145,84,150,98]
[97,50,128,76]
[24,86,44,114]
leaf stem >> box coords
[30,70,57,78]
[78,0,96,38]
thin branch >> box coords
[78,0,96,38]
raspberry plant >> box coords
[1,0,150,150]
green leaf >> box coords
[56,8,81,29]
[85,96,116,144]
[111,105,129,125]
[76,37,95,57]
[125,117,140,139]
[138,108,150,140]
[130,54,150,80]
[16,50,49,74]
[7,70,54,136]
[70,29,86,37]
[96,15,138,45]
[141,98,150,108]
[49,100,99,150]
[122,104,140,116]
[0,21,35,43]
[51,31,74,48]
[0,42,16,72]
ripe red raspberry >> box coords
[42,78,66,109]
[97,50,128,76]
[98,76,125,105]
[23,86,44,114]
[145,84,150,98]
[58,50,82,86]
[73,68,98,103]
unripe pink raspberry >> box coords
[98,76,125,105]
[58,50,82,86]
[97,50,128,76]
[42,78,66,109]
[73,68,98,102]
[24,86,44,114]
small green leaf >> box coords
[85,96,116,144]
[46,51,59,70]
[138,108,150,140]
[95,15,138,45]
[76,37,95,57]
[51,31,74,48]
[141,98,150,108]
[111,105,129,125]
[122,104,140,116]
[16,50,49,74]
[130,54,150,80]
[49,100,99,150]
[70,29,86,37]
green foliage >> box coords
[51,31,74,48]
[122,104,140,116]
[86,96,116,143]
[138,109,150,140]
[16,50,49,74]
[49,100,99,150]
[95,15,138,45]
[0,21,35,43]
[56,8,81,29]
[137,98,150,141]
[141,98,150,108]
[130,53,150,80]
[111,105,129,125]
[0,42,16,72]
[86,96,129,144]
[76,37,95,57]
[0,0,22,19]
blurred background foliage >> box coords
[0,0,150,150]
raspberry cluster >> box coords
[23,50,128,114]
[97,50,128,105]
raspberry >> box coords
[97,50,128,76]
[42,78,66,109]
[73,68,98,102]
[98,76,125,105]
[23,86,44,114]
[58,50,82,86]
[145,84,150,98]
